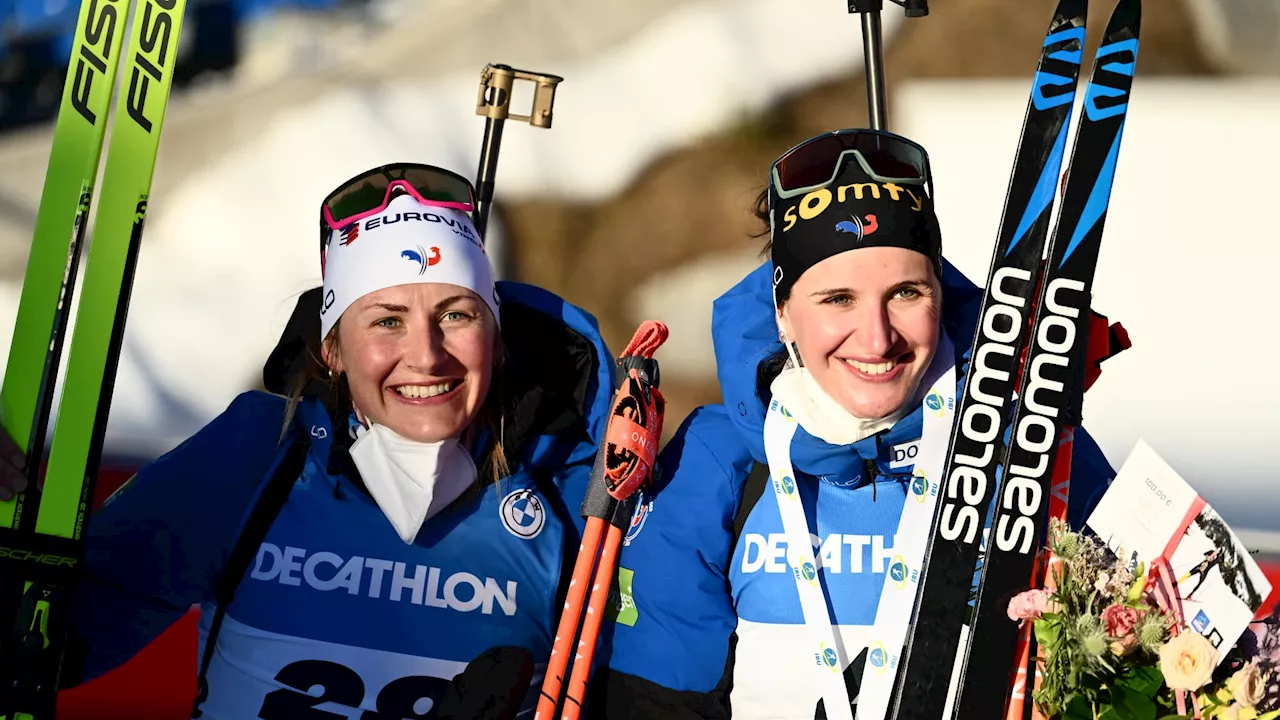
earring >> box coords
[778,327,803,369]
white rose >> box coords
[1158,632,1218,691]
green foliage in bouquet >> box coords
[1010,519,1279,720]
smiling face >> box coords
[323,282,497,443]
[777,246,941,420]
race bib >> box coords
[196,611,499,719]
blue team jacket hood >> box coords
[710,257,984,480]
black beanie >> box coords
[769,150,942,306]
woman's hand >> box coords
[0,427,29,501]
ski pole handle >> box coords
[472,64,564,241]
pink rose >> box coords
[1101,604,1143,639]
[1008,589,1055,622]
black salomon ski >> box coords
[950,2,1141,718]
[885,1,1089,717]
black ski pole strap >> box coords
[192,430,311,717]
[578,439,640,531]
[579,437,620,525]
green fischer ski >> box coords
[0,0,187,716]
[0,0,131,505]
[39,0,187,544]
[0,2,134,708]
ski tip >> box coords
[1054,0,1088,27]
[1107,0,1142,36]
[1039,0,1087,69]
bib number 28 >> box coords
[258,660,451,719]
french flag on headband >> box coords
[318,193,500,340]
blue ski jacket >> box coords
[592,259,1122,720]
[68,282,616,719]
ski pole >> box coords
[846,0,929,130]
[563,324,668,719]
[538,517,605,719]
[472,64,563,275]
[560,521,623,720]
[536,322,668,720]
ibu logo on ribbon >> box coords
[889,555,910,590]
[911,472,930,504]
[925,389,946,418]
[817,642,841,673]
[774,474,799,500]
[772,400,795,422]
[793,557,820,587]
[868,642,889,675]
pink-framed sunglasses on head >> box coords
[318,162,477,241]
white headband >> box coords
[319,193,500,339]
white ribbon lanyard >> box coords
[763,341,956,720]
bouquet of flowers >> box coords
[1008,519,1280,720]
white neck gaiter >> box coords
[348,421,478,544]
[768,339,921,447]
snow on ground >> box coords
[0,0,897,459]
